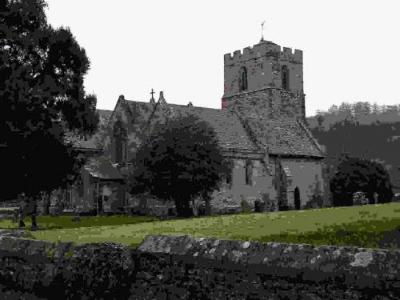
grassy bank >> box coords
[17,203,400,249]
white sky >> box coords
[45,0,400,117]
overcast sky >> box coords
[45,0,400,116]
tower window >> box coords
[239,66,248,92]
[281,65,289,90]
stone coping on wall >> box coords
[138,235,400,289]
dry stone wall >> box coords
[0,231,399,299]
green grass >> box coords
[0,215,157,230]
[16,203,400,249]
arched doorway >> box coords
[294,187,301,210]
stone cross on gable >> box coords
[150,88,155,104]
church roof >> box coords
[124,100,261,153]
[122,98,324,158]
[168,104,261,152]
[245,117,325,158]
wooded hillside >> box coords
[307,102,400,193]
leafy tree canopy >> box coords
[330,156,393,206]
[0,0,98,200]
[129,113,232,217]
[309,101,400,131]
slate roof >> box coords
[245,117,324,157]
[122,100,260,152]
[123,99,324,158]
[124,100,153,116]
[84,156,123,180]
[167,104,260,152]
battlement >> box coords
[224,40,302,64]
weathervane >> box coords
[261,20,266,42]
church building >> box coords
[94,38,326,215]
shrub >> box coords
[240,199,252,213]
[330,157,393,206]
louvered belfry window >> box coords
[239,66,248,92]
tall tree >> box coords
[0,0,98,225]
[129,114,231,217]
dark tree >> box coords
[0,0,98,228]
[129,114,231,217]
[330,157,393,206]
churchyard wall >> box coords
[0,232,399,299]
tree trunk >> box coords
[30,198,38,231]
[41,192,50,215]
[174,198,193,218]
[17,194,26,228]
[18,206,25,228]
[204,195,211,216]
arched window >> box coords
[113,120,127,164]
[281,65,289,90]
[239,66,248,92]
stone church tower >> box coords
[221,39,306,120]
[219,39,326,211]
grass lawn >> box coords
[10,202,400,249]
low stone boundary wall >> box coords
[0,231,399,299]
[134,235,400,299]
[0,231,134,299]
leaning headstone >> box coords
[353,191,368,205]
[373,192,379,204]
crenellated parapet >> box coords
[223,39,305,112]
[224,40,303,65]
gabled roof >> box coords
[166,104,260,152]
[121,99,261,153]
[120,98,324,158]
[245,117,325,158]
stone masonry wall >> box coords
[279,157,325,209]
[209,157,275,214]
[223,39,305,120]
[223,88,305,121]
[223,40,303,97]
[0,231,399,299]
